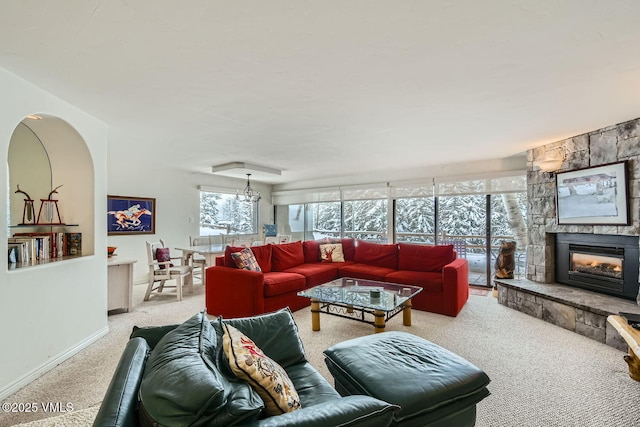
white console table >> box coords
[107,258,136,313]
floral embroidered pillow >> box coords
[222,323,301,415]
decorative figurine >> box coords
[36,184,63,225]
[15,185,35,225]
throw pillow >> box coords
[155,247,173,269]
[231,247,262,272]
[319,243,345,262]
[223,323,301,416]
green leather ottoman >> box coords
[323,331,491,427]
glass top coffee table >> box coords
[297,278,422,333]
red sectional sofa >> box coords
[205,239,469,319]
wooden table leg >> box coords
[311,299,321,331]
[374,310,385,333]
[624,347,640,381]
[403,299,412,326]
[607,315,640,381]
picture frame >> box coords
[107,195,156,235]
[556,161,629,225]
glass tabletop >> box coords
[298,277,422,312]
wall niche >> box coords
[7,115,95,268]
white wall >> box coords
[106,128,274,283]
[0,67,108,399]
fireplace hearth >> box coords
[555,233,639,300]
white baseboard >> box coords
[0,326,109,401]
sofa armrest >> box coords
[441,257,469,316]
[93,338,149,427]
[243,395,397,427]
[206,266,266,318]
[215,255,225,266]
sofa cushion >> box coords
[320,243,345,262]
[398,243,455,272]
[338,263,395,282]
[211,308,307,368]
[263,272,307,297]
[340,238,357,261]
[271,241,305,271]
[354,241,398,269]
[284,263,340,287]
[138,311,263,426]
[223,323,302,416]
[385,270,444,292]
[231,247,262,272]
[130,324,179,350]
[226,244,272,272]
[302,240,321,263]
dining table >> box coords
[175,244,226,286]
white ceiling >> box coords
[2,1,639,185]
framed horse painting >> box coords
[107,195,156,235]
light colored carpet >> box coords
[3,283,640,426]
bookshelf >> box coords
[8,226,83,270]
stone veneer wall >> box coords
[527,116,640,299]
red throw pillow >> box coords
[156,247,174,269]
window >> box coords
[308,202,341,240]
[199,190,257,236]
[395,197,436,244]
[344,199,388,242]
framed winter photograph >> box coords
[107,195,156,235]
[555,161,629,225]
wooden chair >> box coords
[145,240,193,301]
[276,234,291,244]
[189,236,209,285]
[229,238,253,247]
[441,238,467,258]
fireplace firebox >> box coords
[555,233,639,300]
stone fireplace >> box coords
[526,117,640,301]
[496,116,640,351]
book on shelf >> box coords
[13,232,52,258]
[65,232,82,256]
[8,237,35,263]
[8,242,26,263]
[8,232,82,262]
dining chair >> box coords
[189,236,209,285]
[145,239,193,301]
[276,234,291,244]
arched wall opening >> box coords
[7,114,95,264]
